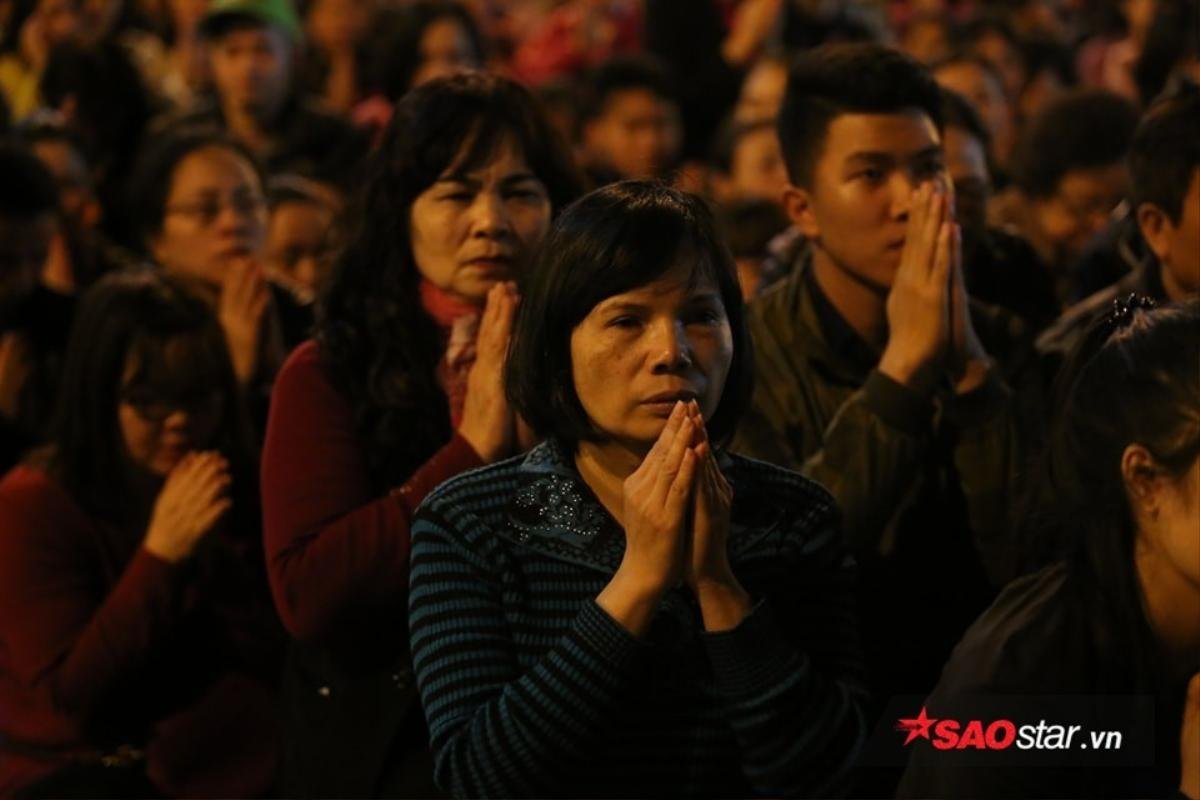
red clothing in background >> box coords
[0,466,279,797]
[260,339,483,644]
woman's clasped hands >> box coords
[603,400,750,635]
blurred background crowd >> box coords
[0,0,1197,797]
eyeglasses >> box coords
[120,388,224,424]
[164,191,267,227]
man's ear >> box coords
[1121,442,1164,518]
[1136,201,1174,266]
[782,183,820,240]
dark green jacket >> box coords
[733,253,1030,704]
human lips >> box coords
[641,389,698,405]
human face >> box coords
[32,0,82,50]
[117,347,224,477]
[934,61,1014,160]
[1139,455,1200,594]
[152,146,267,286]
[788,110,946,293]
[569,263,733,452]
[410,16,478,88]
[1033,162,1129,263]
[586,88,682,180]
[208,25,292,119]
[973,30,1026,101]
[943,125,990,249]
[735,58,787,122]
[409,138,551,304]
[266,199,335,295]
[729,126,788,205]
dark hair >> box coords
[507,181,752,448]
[364,0,485,101]
[581,55,678,123]
[1012,89,1138,199]
[316,72,583,489]
[128,129,265,251]
[1129,84,1200,224]
[1134,0,1198,104]
[939,85,993,154]
[0,142,58,220]
[40,40,151,171]
[48,270,255,524]
[778,43,944,188]
[717,198,790,260]
[1031,297,1200,679]
[267,173,330,211]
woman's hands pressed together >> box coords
[459,281,520,462]
[597,401,749,636]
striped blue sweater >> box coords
[408,439,868,798]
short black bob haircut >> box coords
[507,180,752,449]
[778,43,944,189]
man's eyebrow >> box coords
[843,151,896,165]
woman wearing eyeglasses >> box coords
[128,129,313,423]
[0,271,283,798]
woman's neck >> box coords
[1136,541,1200,680]
[573,439,646,529]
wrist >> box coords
[693,576,751,632]
[952,356,993,395]
[878,347,938,397]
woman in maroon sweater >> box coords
[260,72,582,797]
[0,272,281,797]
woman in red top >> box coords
[0,271,281,797]
[260,71,582,797]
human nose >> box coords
[470,191,513,239]
[648,318,693,374]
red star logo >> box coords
[896,706,938,746]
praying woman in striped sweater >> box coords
[408,181,869,798]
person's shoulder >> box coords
[0,464,81,538]
[417,452,526,524]
[936,564,1082,695]
[726,452,838,528]
[1036,280,1129,358]
[277,339,325,383]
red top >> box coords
[0,466,279,797]
[260,340,483,644]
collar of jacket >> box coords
[753,243,874,387]
[499,438,757,575]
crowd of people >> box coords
[0,0,1197,798]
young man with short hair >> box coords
[734,44,1026,752]
[1038,86,1200,365]
[580,55,683,184]
[989,88,1139,298]
[169,0,366,190]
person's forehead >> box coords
[595,268,719,308]
[1058,163,1128,199]
[213,23,289,48]
[171,147,259,192]
[603,87,673,118]
[817,110,941,165]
